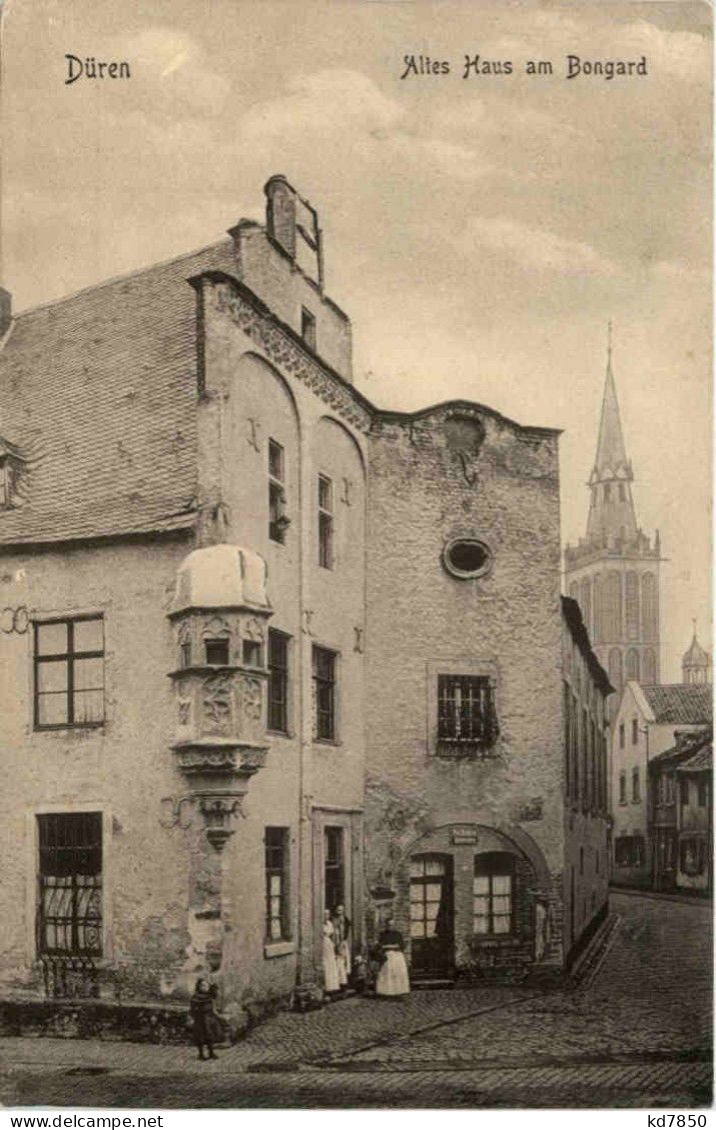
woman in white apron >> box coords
[375,917,410,998]
[333,905,351,989]
[322,909,340,997]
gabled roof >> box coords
[640,683,713,726]
[650,727,712,771]
[561,595,613,694]
[0,240,237,547]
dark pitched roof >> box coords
[0,240,237,547]
[641,684,713,726]
[561,595,613,695]
[650,727,712,771]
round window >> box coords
[443,537,491,579]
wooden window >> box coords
[265,827,290,941]
[268,630,289,733]
[410,855,447,940]
[37,812,102,956]
[318,474,333,569]
[34,618,104,729]
[619,722,625,750]
[473,853,514,936]
[619,771,627,804]
[632,768,640,803]
[268,439,288,544]
[437,675,499,751]
[301,307,316,350]
[313,645,337,741]
[680,778,690,806]
[632,718,639,745]
[698,778,708,807]
[324,827,344,913]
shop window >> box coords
[473,853,514,936]
[268,629,290,734]
[265,827,290,941]
[437,674,498,753]
[34,617,104,729]
[313,646,337,741]
[318,474,334,569]
[37,812,102,956]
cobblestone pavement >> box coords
[1,890,711,1108]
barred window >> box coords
[437,675,498,750]
[37,812,102,956]
[34,617,104,729]
[268,629,289,733]
[313,645,337,741]
[473,853,514,936]
[265,828,290,941]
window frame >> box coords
[437,673,499,752]
[632,767,640,804]
[268,438,288,545]
[34,616,105,731]
[631,718,639,745]
[268,629,290,735]
[264,827,291,943]
[472,852,515,938]
[619,771,627,805]
[318,473,334,570]
[313,644,338,742]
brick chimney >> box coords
[0,288,11,337]
[264,175,323,288]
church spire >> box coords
[585,325,638,546]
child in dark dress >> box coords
[189,977,221,1060]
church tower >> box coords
[682,624,711,685]
[564,329,663,697]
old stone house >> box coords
[0,176,610,1029]
[611,681,712,888]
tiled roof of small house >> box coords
[650,727,712,771]
[641,684,713,726]
[678,741,712,773]
[0,239,237,547]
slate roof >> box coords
[561,595,613,695]
[0,239,237,547]
[641,683,713,726]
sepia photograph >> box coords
[0,0,711,1113]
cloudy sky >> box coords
[1,0,711,680]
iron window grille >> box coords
[265,827,290,942]
[473,853,515,936]
[437,675,498,755]
[268,629,289,733]
[34,617,104,729]
[318,474,333,569]
[268,438,289,543]
[313,646,337,741]
[37,812,102,958]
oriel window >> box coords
[268,629,289,733]
[34,617,104,729]
[318,474,334,569]
[265,828,290,942]
[268,438,288,544]
[313,645,337,741]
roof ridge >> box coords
[13,237,235,319]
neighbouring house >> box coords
[649,728,712,895]
[611,681,712,888]
[0,175,613,1037]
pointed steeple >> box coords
[682,620,710,684]
[585,325,638,546]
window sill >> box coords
[470,936,522,949]
[269,728,294,740]
[34,722,104,732]
[264,940,295,959]
[314,738,342,748]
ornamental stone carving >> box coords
[202,615,231,640]
[243,616,265,643]
[201,674,233,735]
[214,284,371,434]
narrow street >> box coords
[1,891,711,1109]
